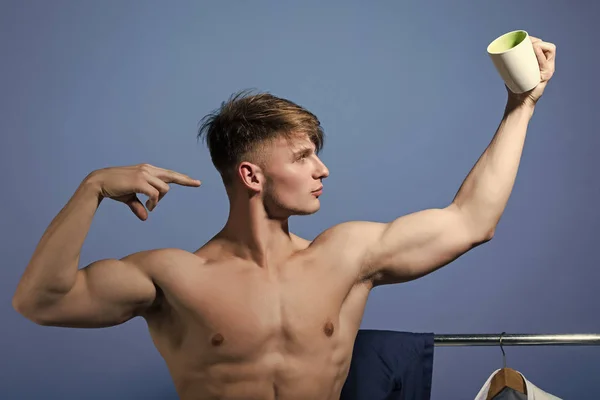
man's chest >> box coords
[150,261,366,361]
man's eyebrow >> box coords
[292,146,315,157]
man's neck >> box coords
[216,202,295,269]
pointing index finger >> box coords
[161,169,202,186]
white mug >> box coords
[487,30,541,94]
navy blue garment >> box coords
[340,330,435,400]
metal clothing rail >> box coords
[434,333,600,347]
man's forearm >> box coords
[452,99,535,236]
[13,176,104,303]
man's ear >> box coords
[238,162,264,192]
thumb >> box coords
[126,195,149,221]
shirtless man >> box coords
[13,37,555,399]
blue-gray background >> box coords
[2,1,598,399]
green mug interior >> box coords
[488,31,528,54]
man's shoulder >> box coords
[124,247,207,274]
[311,221,383,246]
[299,221,385,286]
[290,233,312,249]
[304,220,385,265]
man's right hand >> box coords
[86,164,201,221]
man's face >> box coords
[261,135,329,218]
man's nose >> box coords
[315,158,329,179]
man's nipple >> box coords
[211,333,225,346]
[323,321,335,337]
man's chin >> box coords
[291,204,320,216]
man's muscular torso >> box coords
[138,232,373,400]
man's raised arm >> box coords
[339,36,556,287]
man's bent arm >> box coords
[13,175,104,303]
[12,174,158,327]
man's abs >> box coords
[170,351,350,400]
[139,247,371,399]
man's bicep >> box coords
[26,253,157,328]
[360,205,493,286]
[82,254,158,318]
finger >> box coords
[154,168,202,187]
[145,175,171,211]
[164,172,202,187]
[126,195,149,221]
[135,181,161,212]
[533,44,547,71]
[137,164,201,187]
[537,42,556,61]
[529,36,542,43]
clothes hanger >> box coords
[485,332,527,400]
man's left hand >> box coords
[507,36,557,109]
